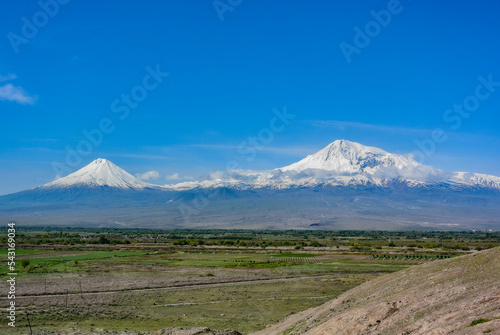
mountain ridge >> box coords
[9,139,500,193]
[164,140,500,191]
[2,139,500,230]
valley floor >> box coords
[0,229,497,334]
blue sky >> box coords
[1,0,500,195]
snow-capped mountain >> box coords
[42,158,153,190]
[279,139,419,174]
[29,140,500,192]
[166,140,500,190]
[2,140,500,230]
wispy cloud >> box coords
[307,120,500,144]
[0,74,17,82]
[187,144,240,150]
[21,138,59,143]
[0,73,35,105]
[0,83,36,105]
[136,170,160,181]
[250,145,319,156]
[166,173,181,180]
[185,143,317,157]
[306,120,432,136]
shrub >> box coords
[469,318,490,327]
[98,236,110,244]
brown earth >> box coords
[250,247,500,335]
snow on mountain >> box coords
[451,172,500,189]
[42,158,153,190]
[165,140,435,190]
[165,139,500,191]
[279,139,419,174]
[37,141,500,192]
[4,141,499,231]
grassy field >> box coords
[0,228,497,334]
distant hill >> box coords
[251,247,500,335]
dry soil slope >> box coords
[252,247,500,335]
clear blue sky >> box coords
[1,0,500,195]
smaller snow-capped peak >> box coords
[450,171,500,189]
[279,139,419,174]
[42,158,153,190]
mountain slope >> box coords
[251,247,500,335]
[42,158,153,190]
[279,139,419,174]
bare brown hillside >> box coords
[251,247,500,335]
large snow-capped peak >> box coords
[166,139,500,191]
[42,158,152,190]
[279,139,419,175]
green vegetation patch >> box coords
[469,318,490,327]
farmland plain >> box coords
[0,229,498,334]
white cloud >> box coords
[0,83,36,105]
[373,165,452,183]
[135,170,160,181]
[0,74,17,82]
[405,153,416,160]
[166,173,181,180]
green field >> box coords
[0,228,498,334]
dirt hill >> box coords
[251,247,500,335]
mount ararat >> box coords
[1,140,499,230]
